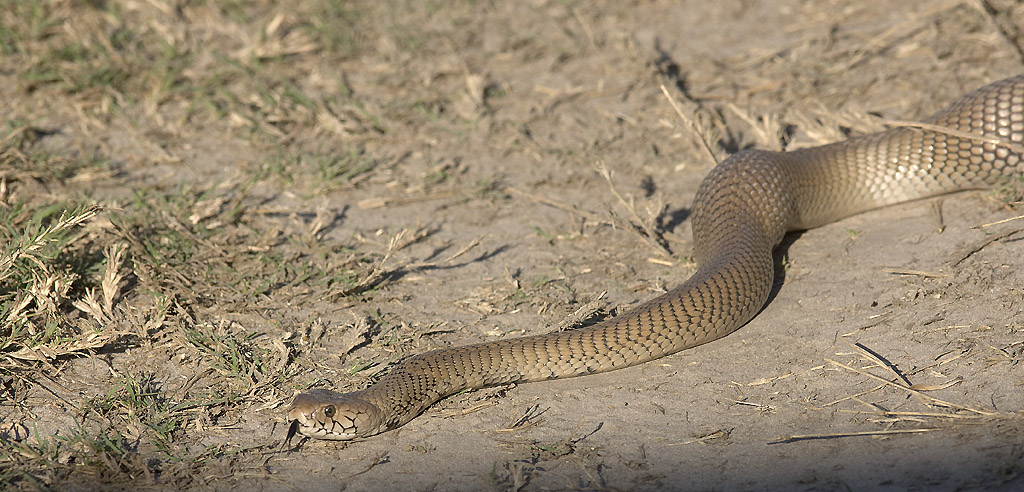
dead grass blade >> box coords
[659,84,719,166]
[888,119,1024,155]
[770,428,938,444]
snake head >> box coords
[285,389,385,441]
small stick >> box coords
[976,214,1024,229]
[950,227,1024,266]
[844,340,912,387]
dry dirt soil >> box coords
[3,0,1024,491]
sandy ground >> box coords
[3,0,1024,490]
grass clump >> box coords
[0,201,122,371]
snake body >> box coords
[287,75,1024,440]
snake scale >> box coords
[287,75,1024,440]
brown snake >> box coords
[287,75,1024,441]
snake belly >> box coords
[287,75,1024,441]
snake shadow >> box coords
[764,230,803,309]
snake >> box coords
[286,74,1024,441]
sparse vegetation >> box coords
[0,1,429,487]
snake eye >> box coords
[323,405,336,418]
